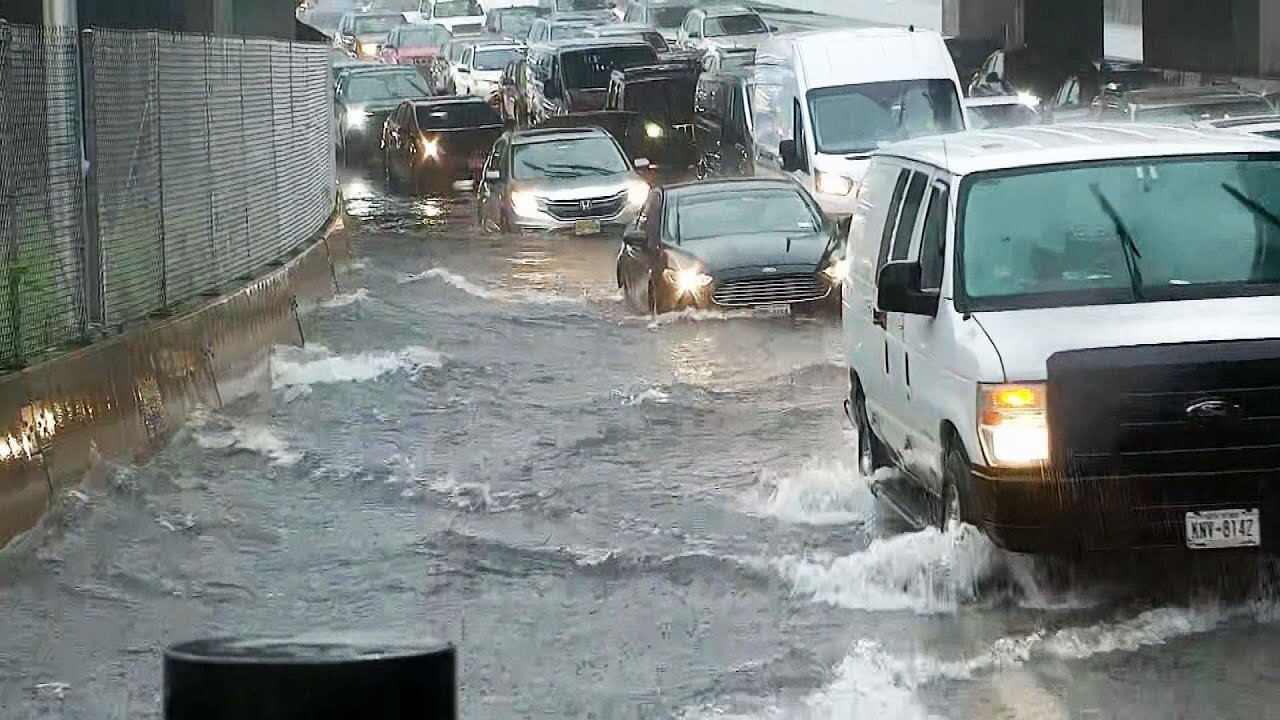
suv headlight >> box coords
[815,170,856,196]
[510,190,540,217]
[978,383,1049,467]
[627,179,649,207]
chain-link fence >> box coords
[0,21,335,369]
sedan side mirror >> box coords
[778,139,800,172]
[484,169,502,182]
[876,261,939,317]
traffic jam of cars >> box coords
[310,0,1280,559]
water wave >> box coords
[752,458,869,526]
[271,344,442,389]
[319,288,371,308]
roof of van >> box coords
[756,27,955,90]
[881,124,1280,176]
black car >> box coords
[692,67,753,179]
[581,23,670,53]
[382,96,504,193]
[616,178,843,314]
[506,38,658,124]
[605,63,699,182]
[335,65,436,167]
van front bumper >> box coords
[970,465,1280,555]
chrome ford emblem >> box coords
[761,266,777,274]
[1185,398,1241,421]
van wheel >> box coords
[852,384,888,477]
[938,442,974,532]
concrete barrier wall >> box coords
[0,210,353,550]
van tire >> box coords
[939,441,974,531]
[852,384,889,477]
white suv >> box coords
[843,124,1280,555]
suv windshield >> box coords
[416,102,502,128]
[474,48,523,71]
[513,136,629,179]
[705,14,767,37]
[343,72,432,102]
[808,79,963,155]
[432,0,480,17]
[676,190,818,241]
[398,26,451,48]
[961,155,1280,309]
[1136,98,1275,124]
[561,46,657,90]
[651,5,695,27]
[353,14,405,34]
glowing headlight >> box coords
[626,180,649,207]
[644,122,664,139]
[815,170,855,196]
[345,107,369,130]
[1017,92,1041,109]
[663,267,713,295]
[510,190,541,217]
[822,257,850,282]
[358,42,378,58]
[978,383,1049,467]
[420,136,440,159]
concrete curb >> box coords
[0,208,355,551]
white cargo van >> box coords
[753,28,966,219]
[843,124,1280,555]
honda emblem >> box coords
[580,199,593,211]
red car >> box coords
[381,24,454,69]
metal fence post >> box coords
[79,28,103,334]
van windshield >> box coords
[960,155,1280,310]
[807,80,963,155]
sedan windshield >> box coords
[807,79,963,155]
[967,102,1041,129]
[961,155,1280,310]
[704,14,767,37]
[343,72,432,102]
[398,26,451,48]
[1136,98,1276,124]
[474,48,523,71]
[561,46,657,90]
[353,14,405,34]
[550,24,592,40]
[432,0,480,17]
[513,136,629,179]
[676,190,819,241]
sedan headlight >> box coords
[663,267,713,295]
[345,107,369,130]
[626,180,649,207]
[510,190,541,217]
[822,256,850,282]
[815,170,856,196]
[978,383,1049,467]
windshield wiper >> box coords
[1223,182,1280,231]
[520,161,577,178]
[1089,183,1144,301]
[546,162,614,176]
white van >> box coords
[753,27,966,219]
[843,124,1280,555]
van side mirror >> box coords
[876,261,939,316]
[779,139,799,172]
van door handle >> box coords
[872,309,886,328]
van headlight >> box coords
[510,190,541,218]
[978,383,1049,467]
[815,170,855,196]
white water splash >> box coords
[402,266,587,306]
[617,387,671,407]
[401,268,496,298]
[776,526,997,613]
[646,307,756,328]
[195,422,302,467]
[271,344,442,389]
[754,458,870,525]
[320,288,371,308]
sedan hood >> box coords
[972,295,1280,382]
[517,172,638,200]
[345,100,401,115]
[566,88,609,112]
[705,35,767,51]
[675,231,829,274]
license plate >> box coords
[756,303,792,315]
[573,219,601,235]
[1185,508,1260,549]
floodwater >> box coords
[2,176,1280,720]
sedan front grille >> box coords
[543,192,627,220]
[712,273,827,306]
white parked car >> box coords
[842,124,1280,555]
[449,41,526,99]
[753,27,966,220]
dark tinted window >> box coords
[704,14,766,36]
[892,173,929,260]
[676,189,819,241]
[560,46,658,90]
[555,0,611,9]
[877,171,911,271]
[353,14,405,34]
[918,184,949,291]
[416,102,502,128]
[651,5,695,27]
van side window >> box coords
[876,170,912,272]
[918,183,950,291]
[891,172,929,260]
[791,99,809,172]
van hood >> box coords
[971,296,1280,382]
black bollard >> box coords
[164,633,456,720]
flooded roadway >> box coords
[3,176,1280,719]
